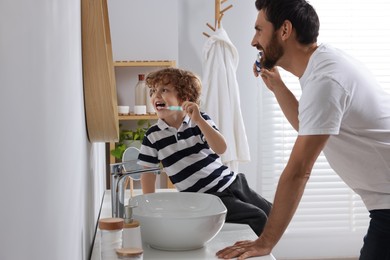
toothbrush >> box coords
[255,51,263,72]
[166,106,183,111]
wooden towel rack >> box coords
[203,0,233,37]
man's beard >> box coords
[262,32,284,70]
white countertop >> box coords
[90,189,275,260]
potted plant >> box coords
[110,120,151,160]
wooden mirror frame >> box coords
[81,0,119,142]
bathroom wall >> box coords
[108,0,179,111]
[0,1,105,259]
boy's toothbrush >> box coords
[167,106,183,111]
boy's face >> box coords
[149,83,184,118]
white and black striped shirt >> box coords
[138,112,236,193]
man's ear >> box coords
[280,20,292,40]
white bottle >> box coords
[134,74,146,106]
[145,85,155,114]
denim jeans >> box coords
[360,209,390,260]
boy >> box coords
[137,67,272,236]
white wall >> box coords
[0,1,105,259]
[108,0,179,111]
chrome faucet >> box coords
[110,161,161,218]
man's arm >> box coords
[261,67,299,131]
[217,134,329,259]
[256,135,329,249]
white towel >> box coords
[201,27,251,172]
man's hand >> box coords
[259,67,284,92]
[216,239,272,259]
[253,62,260,77]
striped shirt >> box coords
[137,112,236,193]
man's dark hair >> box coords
[255,0,319,44]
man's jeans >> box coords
[360,209,390,260]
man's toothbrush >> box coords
[255,51,263,72]
[167,106,183,111]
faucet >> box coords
[110,160,161,218]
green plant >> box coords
[110,120,150,160]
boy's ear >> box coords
[181,95,190,102]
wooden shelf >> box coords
[118,113,158,121]
[114,60,176,67]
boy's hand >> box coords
[181,101,227,154]
[182,101,202,124]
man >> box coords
[216,0,390,259]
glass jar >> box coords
[99,218,124,260]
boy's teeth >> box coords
[155,102,167,110]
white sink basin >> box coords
[131,192,227,251]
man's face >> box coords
[251,10,284,69]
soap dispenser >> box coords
[122,204,143,250]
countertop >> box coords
[90,189,276,260]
